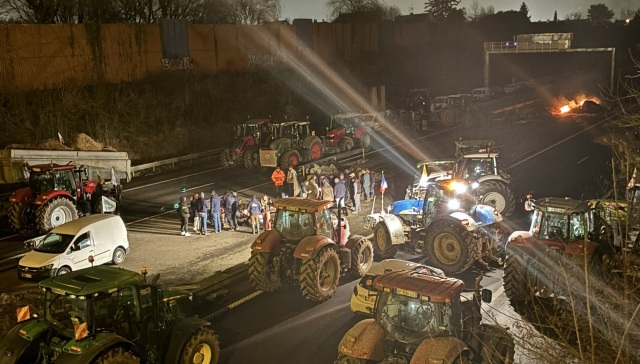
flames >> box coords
[553,94,601,116]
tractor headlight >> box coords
[448,199,461,211]
[471,182,480,189]
[449,181,468,194]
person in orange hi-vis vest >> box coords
[271,166,286,199]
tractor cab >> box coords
[232,119,273,151]
[529,198,591,245]
[28,164,78,197]
[272,198,349,245]
[453,139,509,180]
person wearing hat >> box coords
[271,166,285,199]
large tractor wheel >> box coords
[338,137,354,152]
[36,198,78,233]
[220,151,231,168]
[349,237,374,277]
[243,149,259,169]
[248,252,282,292]
[8,202,27,232]
[299,247,340,302]
[335,354,367,364]
[360,133,372,150]
[94,347,140,364]
[279,150,301,169]
[373,222,398,260]
[179,327,220,364]
[424,220,475,274]
[441,109,455,126]
[476,181,515,217]
[308,141,323,161]
[503,254,534,302]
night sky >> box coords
[280,0,634,22]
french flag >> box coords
[380,172,388,194]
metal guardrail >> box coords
[130,148,225,177]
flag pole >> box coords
[380,170,384,215]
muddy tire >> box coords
[424,220,475,274]
[8,202,27,232]
[220,151,231,168]
[299,247,340,302]
[243,149,258,169]
[248,252,282,292]
[441,109,455,126]
[280,150,301,169]
[179,327,220,364]
[335,353,367,364]
[308,141,323,161]
[36,198,78,233]
[503,254,534,302]
[349,237,374,277]
[476,181,515,217]
[94,347,140,364]
[338,137,354,152]
[373,222,397,260]
[112,247,126,265]
[360,133,372,150]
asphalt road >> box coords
[0,112,612,363]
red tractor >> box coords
[8,163,122,235]
[324,113,381,152]
[220,119,276,169]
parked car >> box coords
[18,214,130,281]
[350,259,444,315]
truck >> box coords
[367,179,505,274]
[248,198,374,302]
[335,270,515,364]
[8,163,122,235]
[219,119,276,169]
[0,265,219,364]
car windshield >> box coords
[29,172,55,193]
[375,291,450,343]
[274,209,316,240]
[532,211,586,242]
[45,291,89,337]
[35,233,75,254]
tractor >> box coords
[366,179,505,274]
[324,113,381,152]
[220,119,276,169]
[259,121,324,169]
[335,270,515,364]
[8,163,122,235]
[248,197,374,302]
[0,265,219,364]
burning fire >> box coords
[560,105,571,113]
[553,94,601,116]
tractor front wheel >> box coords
[36,198,78,233]
[476,181,515,217]
[350,237,374,277]
[308,141,323,161]
[299,247,340,302]
[179,327,220,364]
[335,353,367,364]
[360,133,372,150]
[94,347,140,364]
[220,151,231,168]
[280,150,301,169]
[248,252,282,292]
[338,137,354,152]
[373,222,398,260]
[8,202,27,232]
[424,221,475,274]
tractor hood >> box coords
[469,204,503,226]
[389,199,423,215]
[268,138,290,151]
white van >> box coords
[18,214,130,281]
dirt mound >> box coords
[4,143,36,149]
[71,133,103,151]
[37,139,72,150]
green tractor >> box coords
[0,265,219,364]
[259,121,324,169]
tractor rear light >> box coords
[68,346,82,353]
[18,329,26,337]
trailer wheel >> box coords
[424,220,475,274]
[248,252,282,291]
[280,150,301,169]
[94,347,140,364]
[36,198,78,233]
[350,237,374,277]
[373,222,398,260]
[338,137,354,152]
[476,181,515,217]
[8,202,27,232]
[299,247,340,302]
[335,353,367,364]
[179,327,220,364]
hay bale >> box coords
[102,146,118,152]
[37,139,72,150]
[71,133,103,151]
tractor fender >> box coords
[82,180,98,195]
[411,337,469,364]
[54,333,137,364]
[250,230,282,254]
[164,317,212,364]
[33,190,74,207]
[9,187,33,203]
[293,235,336,260]
[336,318,386,361]
[354,126,367,138]
[468,204,503,225]
[477,175,510,184]
[377,214,405,246]
[0,320,51,364]
[438,211,479,232]
[470,324,515,364]
[302,135,322,150]
[506,231,536,248]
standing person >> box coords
[348,172,356,209]
[353,176,362,213]
[248,195,263,235]
[210,190,221,233]
[231,191,239,231]
[191,193,201,234]
[178,196,191,236]
[362,168,371,201]
[333,177,347,215]
[322,181,334,202]
[271,166,285,198]
[369,170,377,199]
[300,179,309,198]
[224,191,237,231]
[308,176,320,199]
[286,165,299,197]
[261,195,272,230]
[340,173,351,209]
[198,192,209,235]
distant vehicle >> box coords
[433,96,448,110]
[503,83,525,94]
[471,87,492,100]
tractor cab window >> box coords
[275,209,315,240]
[29,172,55,193]
[461,158,494,179]
[317,209,333,240]
[35,233,75,254]
[281,125,298,138]
[45,291,89,336]
[93,287,140,339]
[54,170,75,195]
[536,212,586,242]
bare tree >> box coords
[565,10,583,20]
[423,0,460,21]
[326,0,379,20]
[228,0,280,24]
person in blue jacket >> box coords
[248,195,263,235]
